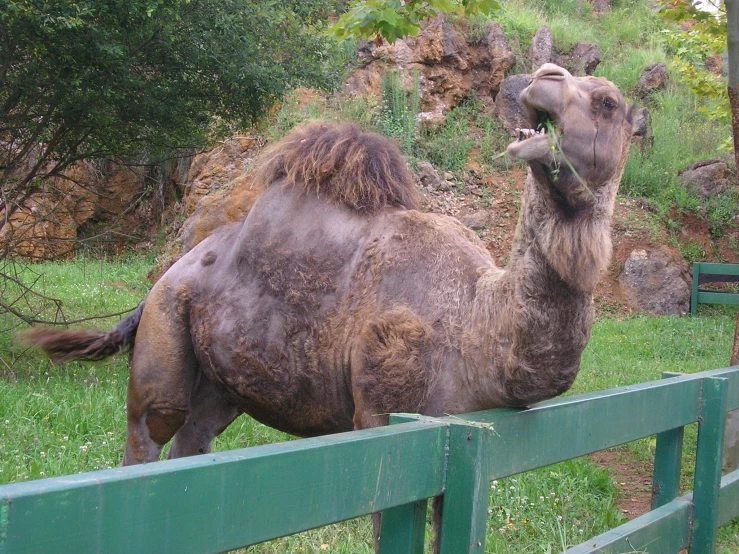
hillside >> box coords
[3,0,738,317]
[147,0,736,317]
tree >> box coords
[0,0,338,236]
[0,0,341,330]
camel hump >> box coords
[254,121,419,213]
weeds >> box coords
[378,69,420,154]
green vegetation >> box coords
[331,0,501,44]
[2,258,738,552]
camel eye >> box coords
[603,97,617,110]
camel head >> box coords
[507,63,634,211]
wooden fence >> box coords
[3,366,739,553]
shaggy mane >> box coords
[254,121,419,213]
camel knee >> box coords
[145,407,188,445]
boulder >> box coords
[631,107,654,153]
[679,159,734,200]
[619,248,691,316]
[706,53,724,75]
[589,0,611,13]
[527,26,553,70]
[495,74,531,133]
[636,62,668,94]
[484,22,517,96]
[556,42,602,76]
[460,210,490,230]
[415,161,446,191]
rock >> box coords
[179,177,262,254]
[184,136,259,214]
[706,53,723,76]
[460,210,490,230]
[619,247,691,316]
[589,0,611,13]
[631,107,654,153]
[417,104,448,128]
[0,160,151,260]
[636,62,668,94]
[679,159,734,200]
[556,42,602,76]
[527,26,553,70]
[415,161,445,190]
[495,74,531,133]
[344,16,514,122]
[485,22,517,95]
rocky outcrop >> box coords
[525,26,601,76]
[2,136,261,261]
[527,26,554,70]
[679,160,734,200]
[619,247,691,316]
[557,42,602,76]
[0,162,149,260]
[345,16,515,126]
[184,136,260,215]
[495,74,531,132]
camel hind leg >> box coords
[123,283,199,465]
[167,376,241,458]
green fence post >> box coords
[652,372,686,509]
[438,423,491,554]
[691,376,728,553]
[378,500,428,554]
[691,262,700,316]
[378,414,438,554]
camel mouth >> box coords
[506,99,565,161]
[533,109,556,132]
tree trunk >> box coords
[724,309,739,472]
[723,0,739,474]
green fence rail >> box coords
[691,262,739,316]
[3,366,739,553]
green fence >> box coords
[3,366,739,553]
[691,262,739,316]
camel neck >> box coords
[468,172,613,408]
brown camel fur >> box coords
[24,64,635,549]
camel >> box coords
[25,63,635,548]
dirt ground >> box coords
[590,450,654,520]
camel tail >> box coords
[253,121,419,213]
[21,302,146,363]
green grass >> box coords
[2,258,738,552]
